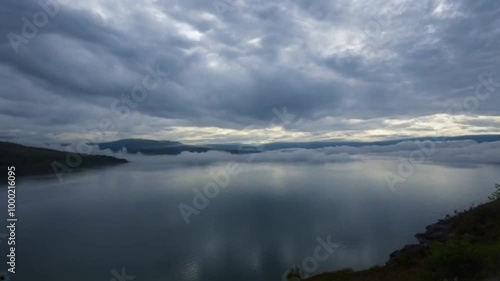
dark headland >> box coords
[0,141,128,177]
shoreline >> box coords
[0,141,128,178]
[301,185,500,281]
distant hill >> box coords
[97,135,500,155]
[0,141,128,177]
[261,134,500,151]
[96,139,257,155]
[96,139,188,153]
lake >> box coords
[1,157,498,281]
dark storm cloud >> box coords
[0,0,499,142]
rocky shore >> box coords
[305,185,500,281]
[387,217,454,265]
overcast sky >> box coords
[1,0,499,144]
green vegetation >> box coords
[0,141,128,177]
[287,265,306,280]
[488,184,500,201]
[292,184,500,281]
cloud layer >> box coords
[1,0,499,142]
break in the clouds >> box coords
[0,0,499,143]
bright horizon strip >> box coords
[40,113,500,145]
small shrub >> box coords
[286,265,305,281]
[488,184,500,202]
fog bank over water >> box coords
[5,138,500,167]
[111,140,500,166]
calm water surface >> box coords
[0,158,498,281]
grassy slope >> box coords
[308,193,500,281]
[0,141,128,177]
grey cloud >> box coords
[0,0,499,142]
